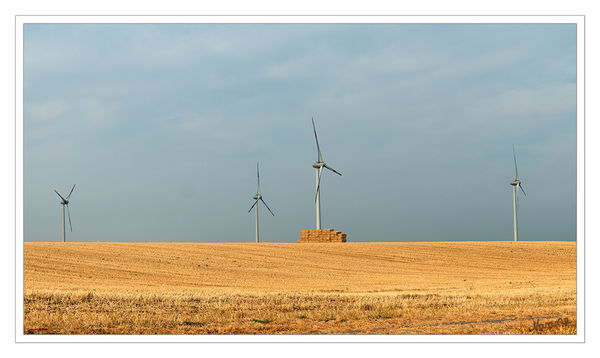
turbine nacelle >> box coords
[253,194,262,200]
[510,179,520,186]
[312,162,325,169]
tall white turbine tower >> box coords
[510,146,526,242]
[311,117,342,230]
[54,184,76,242]
[248,163,274,243]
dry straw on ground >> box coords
[23,241,576,334]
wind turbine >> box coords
[54,184,76,242]
[510,145,526,242]
[248,163,274,243]
[311,117,342,230]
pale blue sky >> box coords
[23,23,576,242]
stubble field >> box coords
[23,241,576,335]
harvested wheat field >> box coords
[23,241,576,335]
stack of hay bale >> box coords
[298,229,347,243]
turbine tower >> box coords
[311,117,342,230]
[54,184,76,242]
[510,145,526,242]
[248,163,274,243]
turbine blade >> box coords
[315,167,322,203]
[67,204,72,232]
[312,117,323,162]
[66,184,76,200]
[519,183,526,196]
[324,164,342,176]
[513,145,519,180]
[260,198,275,216]
[257,162,260,194]
[54,190,67,202]
[248,200,258,213]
